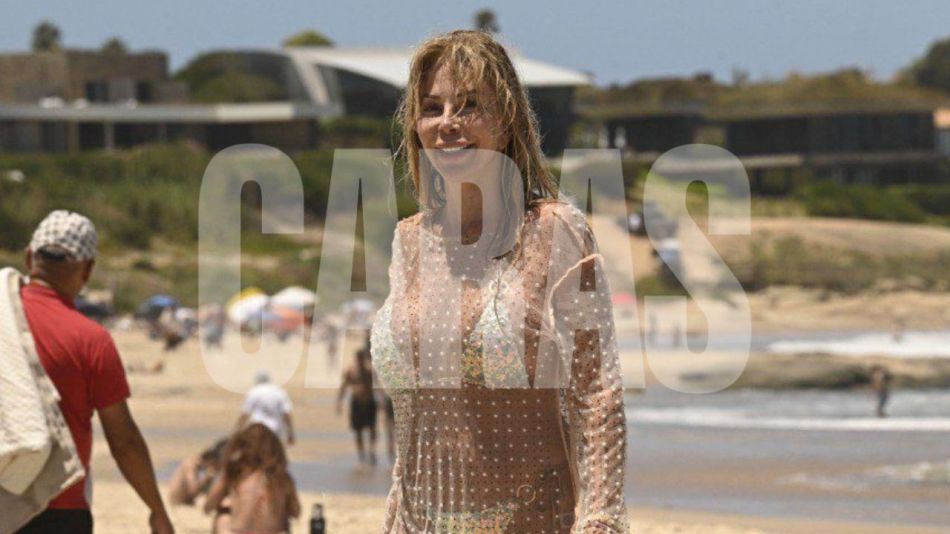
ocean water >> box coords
[623,388,950,525]
[618,328,950,359]
[781,460,950,491]
[626,389,950,432]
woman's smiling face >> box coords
[415,62,506,182]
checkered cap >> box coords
[29,210,98,261]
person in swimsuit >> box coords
[167,438,227,506]
[337,344,379,465]
[870,365,892,418]
[371,30,628,533]
[204,424,300,534]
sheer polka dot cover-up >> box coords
[371,201,628,533]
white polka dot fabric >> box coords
[371,201,629,533]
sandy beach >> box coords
[94,479,947,534]
[78,328,949,533]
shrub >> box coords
[317,116,393,148]
[798,182,927,223]
[725,236,950,294]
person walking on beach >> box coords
[16,210,174,534]
[870,365,892,418]
[236,372,295,446]
[336,344,378,466]
[201,303,226,350]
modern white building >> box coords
[0,47,590,154]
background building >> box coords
[0,46,589,155]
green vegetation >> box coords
[1,144,210,253]
[31,21,61,52]
[725,236,950,295]
[579,67,948,121]
[798,182,925,223]
[101,37,128,55]
[282,29,334,47]
[577,76,720,120]
[174,53,286,103]
[0,143,421,312]
[473,9,500,34]
[318,116,394,149]
[634,274,687,298]
[713,68,943,116]
[2,142,945,309]
[902,36,950,94]
[797,182,950,225]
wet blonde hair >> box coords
[395,30,558,213]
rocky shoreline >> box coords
[734,353,950,390]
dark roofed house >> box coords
[581,99,945,191]
[713,104,942,188]
[596,105,706,156]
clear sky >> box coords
[2,0,948,86]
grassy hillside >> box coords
[0,144,417,312]
[2,144,947,313]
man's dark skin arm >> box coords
[99,400,175,534]
[336,369,351,415]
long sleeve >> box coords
[372,222,417,391]
[375,223,412,533]
[382,450,403,532]
[546,203,628,534]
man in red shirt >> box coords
[16,210,174,534]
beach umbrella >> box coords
[146,294,179,308]
[137,294,180,321]
[263,305,307,335]
[226,287,266,310]
[271,286,317,310]
[226,290,270,324]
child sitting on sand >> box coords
[204,424,301,534]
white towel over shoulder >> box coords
[0,268,53,495]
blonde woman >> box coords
[371,30,627,533]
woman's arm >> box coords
[547,204,629,534]
[203,472,229,515]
